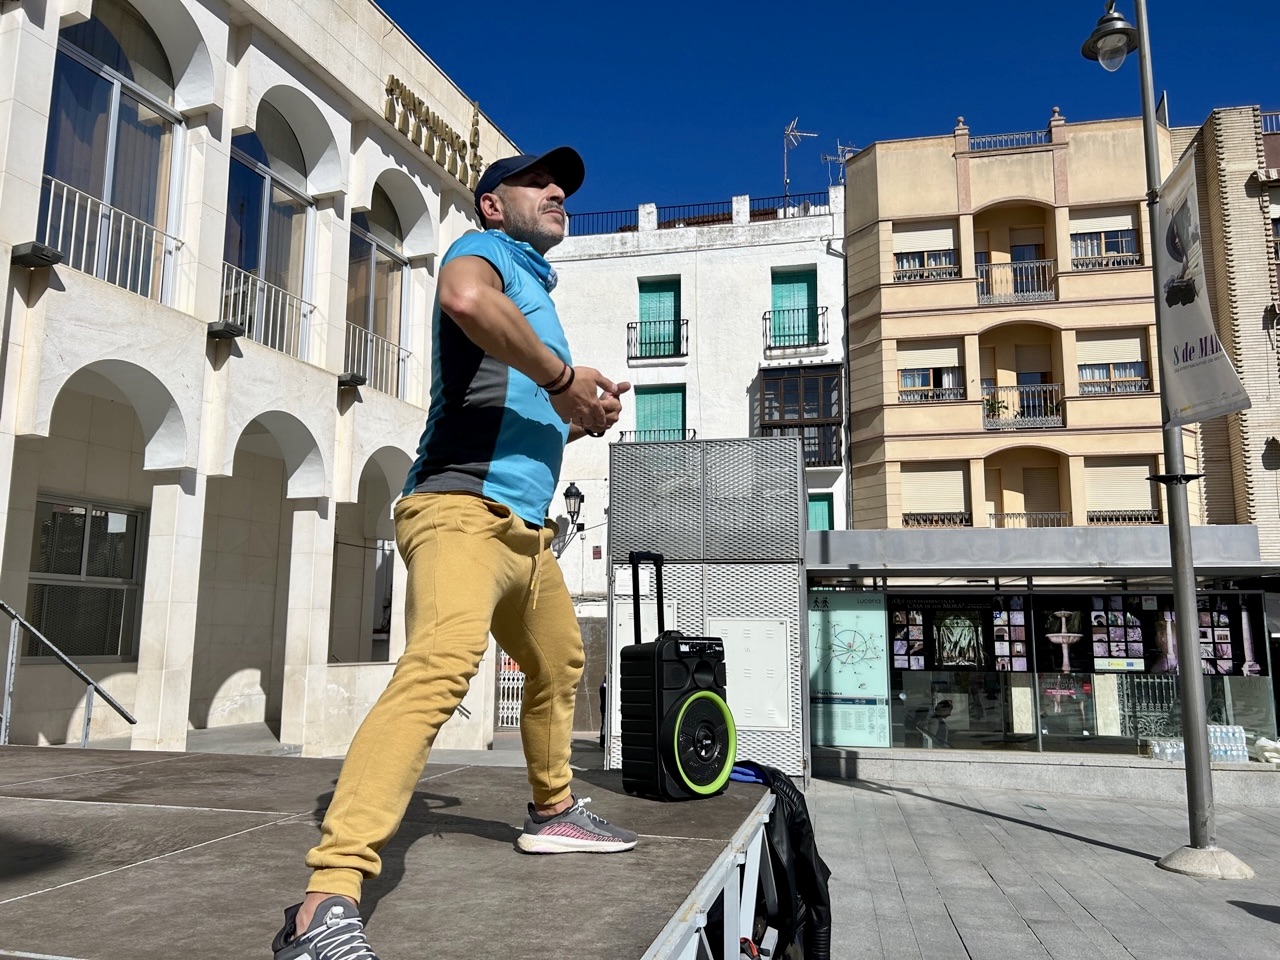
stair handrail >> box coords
[0,598,137,747]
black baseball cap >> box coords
[473,146,585,223]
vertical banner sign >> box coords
[1156,149,1250,426]
[808,591,889,747]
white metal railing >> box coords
[983,384,1064,429]
[1071,253,1142,271]
[898,386,966,403]
[344,322,410,398]
[968,130,1051,151]
[1262,112,1280,135]
[39,176,179,302]
[991,512,1070,528]
[977,260,1057,304]
[220,262,312,360]
[1079,377,1152,395]
[893,264,961,282]
[497,651,524,727]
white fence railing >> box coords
[220,262,311,360]
[344,322,409,398]
[39,176,180,303]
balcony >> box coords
[977,260,1057,305]
[627,319,689,360]
[220,263,313,360]
[618,429,697,443]
[1088,509,1161,526]
[1071,253,1142,271]
[343,323,410,398]
[762,424,841,467]
[991,512,1069,528]
[763,307,829,352]
[968,129,1051,152]
[898,386,966,404]
[1078,377,1152,396]
[983,384,1064,430]
[902,511,972,528]
[38,176,180,303]
[893,264,961,283]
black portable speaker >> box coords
[620,551,736,801]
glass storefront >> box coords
[809,588,1276,755]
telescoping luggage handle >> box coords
[628,550,665,645]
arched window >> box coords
[40,0,181,302]
[221,101,314,359]
[345,183,409,396]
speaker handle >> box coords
[628,551,665,643]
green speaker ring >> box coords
[669,690,737,796]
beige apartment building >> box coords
[844,108,1187,532]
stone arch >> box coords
[355,445,412,534]
[254,84,343,197]
[41,359,191,470]
[228,410,326,499]
[366,168,436,259]
[127,0,218,112]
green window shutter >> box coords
[638,279,680,357]
[770,270,817,345]
[807,493,834,531]
[635,385,686,440]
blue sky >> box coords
[378,1,1275,214]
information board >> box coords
[808,591,890,747]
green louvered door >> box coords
[634,384,686,442]
[770,270,817,347]
[637,279,680,358]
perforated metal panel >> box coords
[609,438,805,562]
[605,437,810,779]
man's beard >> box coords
[501,202,565,255]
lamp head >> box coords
[563,482,583,525]
[1082,2,1139,72]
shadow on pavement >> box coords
[1229,901,1280,925]
[819,777,1162,862]
[0,830,74,881]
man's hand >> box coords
[598,382,631,432]
[550,367,622,434]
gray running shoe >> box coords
[272,896,379,960]
[517,795,638,854]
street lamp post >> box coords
[555,482,585,558]
[1082,1,1252,880]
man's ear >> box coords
[479,190,502,228]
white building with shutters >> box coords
[843,110,1194,533]
[0,0,520,752]
[547,189,847,600]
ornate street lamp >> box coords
[555,482,585,557]
[1081,1,1252,881]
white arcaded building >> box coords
[549,189,849,600]
[0,0,517,753]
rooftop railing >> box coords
[749,192,830,220]
[968,130,1051,151]
[39,176,181,303]
[567,191,830,236]
[656,201,733,228]
[1262,112,1280,135]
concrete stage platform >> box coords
[0,745,770,959]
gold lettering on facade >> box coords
[384,75,485,191]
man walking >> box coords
[273,146,634,960]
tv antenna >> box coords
[820,140,858,186]
[783,117,818,201]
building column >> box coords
[1068,456,1087,527]
[131,470,206,751]
[969,458,988,528]
[279,499,336,755]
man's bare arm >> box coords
[439,255,616,432]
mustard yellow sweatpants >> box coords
[305,492,584,901]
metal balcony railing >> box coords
[991,512,1070,528]
[977,260,1057,304]
[1078,378,1152,396]
[627,319,689,360]
[220,262,312,360]
[761,424,841,467]
[1262,112,1280,135]
[983,384,1064,429]
[893,263,961,282]
[749,192,830,220]
[1071,253,1142,271]
[898,386,966,404]
[344,322,410,398]
[902,511,972,528]
[39,176,180,303]
[656,201,733,229]
[763,306,829,350]
[968,130,1051,151]
[618,429,697,442]
[0,598,136,747]
[1088,509,1161,525]
[567,209,638,236]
